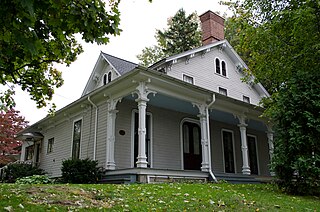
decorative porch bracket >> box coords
[236,115,251,175]
[193,103,210,172]
[266,124,275,176]
[132,80,156,168]
[105,97,122,170]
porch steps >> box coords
[215,173,273,184]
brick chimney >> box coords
[199,11,225,45]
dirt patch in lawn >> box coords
[20,185,114,209]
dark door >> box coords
[247,136,259,175]
[183,122,202,170]
[134,112,151,167]
[223,131,235,173]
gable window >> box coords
[221,61,227,76]
[47,138,54,154]
[243,95,250,103]
[107,72,112,83]
[25,145,34,160]
[72,119,82,159]
[103,74,107,85]
[219,87,228,96]
[103,72,112,85]
[215,58,227,77]
[183,74,194,84]
[215,58,221,74]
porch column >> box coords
[266,126,275,176]
[194,103,210,172]
[133,81,156,168]
[237,115,251,175]
[106,98,121,170]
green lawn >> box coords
[0,183,319,211]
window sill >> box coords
[214,73,228,79]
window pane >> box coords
[72,120,82,159]
[193,126,200,155]
[183,124,190,153]
[215,58,220,74]
[222,61,226,76]
[108,72,112,83]
[183,75,194,84]
[219,87,227,96]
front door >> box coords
[183,122,202,170]
[223,130,235,173]
[247,136,259,175]
[133,112,151,167]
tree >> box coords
[137,8,202,67]
[223,0,320,195]
[0,0,121,110]
[0,108,29,166]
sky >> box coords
[13,0,229,125]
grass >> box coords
[0,183,319,211]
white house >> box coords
[17,11,274,183]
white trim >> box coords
[130,110,153,168]
[214,57,228,78]
[247,134,260,175]
[182,73,195,85]
[221,129,237,173]
[70,117,83,159]
[179,118,200,170]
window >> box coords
[215,58,227,77]
[25,145,34,160]
[243,96,250,103]
[107,72,112,83]
[219,87,228,96]
[103,74,107,85]
[103,72,112,85]
[47,138,54,153]
[215,58,221,74]
[72,119,82,159]
[221,61,227,76]
[183,74,194,84]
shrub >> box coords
[61,158,104,184]
[2,163,45,183]
[16,175,53,184]
[266,70,320,196]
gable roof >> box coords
[81,52,138,96]
[101,53,138,75]
[149,40,270,98]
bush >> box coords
[16,175,53,184]
[267,71,320,196]
[61,158,104,184]
[2,163,45,183]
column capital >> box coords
[107,98,122,112]
[132,81,157,102]
[193,103,208,117]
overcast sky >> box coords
[14,0,229,125]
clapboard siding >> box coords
[95,102,108,168]
[39,120,72,177]
[167,48,262,105]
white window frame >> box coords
[218,87,228,96]
[243,95,250,103]
[71,117,83,159]
[182,74,194,84]
[47,137,54,154]
[130,110,153,168]
[214,57,228,77]
[221,129,237,173]
[247,134,260,175]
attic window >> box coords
[219,87,228,96]
[183,74,194,84]
[215,58,227,77]
[103,72,112,85]
[243,96,250,103]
